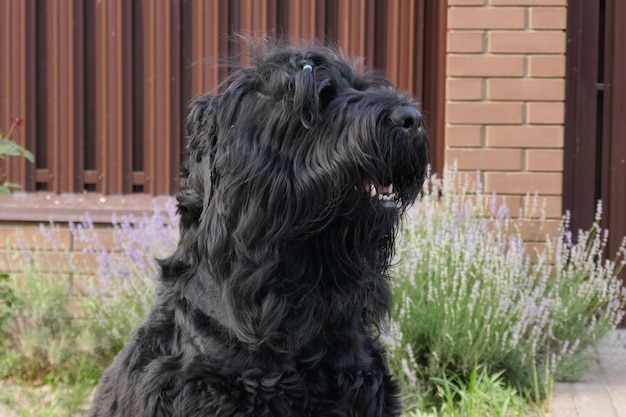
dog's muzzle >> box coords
[389,106,422,137]
[360,105,423,208]
[365,181,396,208]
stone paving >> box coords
[550,330,626,417]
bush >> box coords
[386,169,626,409]
[72,202,178,359]
[1,269,92,384]
[0,200,178,384]
[0,273,19,347]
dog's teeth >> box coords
[370,184,377,198]
[388,183,393,193]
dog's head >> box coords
[172,45,428,348]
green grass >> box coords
[408,366,538,417]
[0,381,92,417]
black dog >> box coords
[89,45,428,417]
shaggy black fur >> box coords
[89,45,429,417]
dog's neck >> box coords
[183,262,231,329]
[178,251,390,360]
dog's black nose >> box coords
[390,106,422,133]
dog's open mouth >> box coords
[364,180,397,208]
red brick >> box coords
[0,251,15,272]
[447,102,523,124]
[446,125,483,147]
[517,219,561,241]
[486,126,564,147]
[447,31,485,53]
[526,102,565,124]
[526,149,564,171]
[529,7,567,30]
[485,172,562,194]
[489,31,566,54]
[71,228,117,251]
[490,0,566,5]
[495,195,523,217]
[447,55,525,77]
[9,273,75,295]
[449,7,526,30]
[448,78,484,100]
[528,55,566,77]
[449,0,485,4]
[523,195,562,219]
[524,242,552,262]
[0,225,72,250]
[32,251,99,274]
[487,78,565,101]
[446,149,523,170]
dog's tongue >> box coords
[364,180,395,202]
[380,184,393,194]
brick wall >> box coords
[445,0,567,242]
[0,195,176,277]
[0,222,112,278]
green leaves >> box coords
[0,119,34,194]
[0,182,21,195]
[0,138,34,162]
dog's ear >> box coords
[293,64,338,128]
[177,94,218,236]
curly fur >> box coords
[89,44,429,417]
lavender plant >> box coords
[71,199,179,359]
[387,169,626,407]
[2,167,624,416]
[1,199,179,382]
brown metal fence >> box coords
[564,0,626,309]
[0,0,445,196]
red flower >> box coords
[10,116,25,128]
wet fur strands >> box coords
[89,45,429,417]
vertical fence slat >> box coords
[46,0,84,193]
[336,0,366,60]
[169,0,183,194]
[602,0,626,278]
[141,0,181,195]
[302,0,321,41]
[422,0,446,174]
[384,0,401,88]
[276,0,322,42]
[95,0,133,194]
[234,0,276,66]
[141,0,157,195]
[400,0,417,94]
[364,0,376,67]
[0,0,35,190]
[185,0,229,97]
[46,0,60,192]
[180,0,230,174]
[413,0,426,99]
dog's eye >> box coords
[318,83,336,108]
